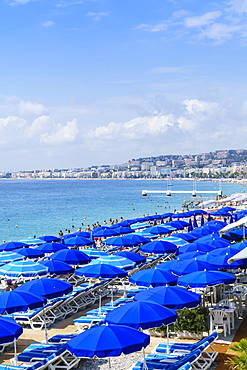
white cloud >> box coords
[136,21,169,32]
[8,0,35,5]
[40,118,79,144]
[86,114,175,140]
[19,100,46,116]
[42,21,55,28]
[26,115,50,138]
[200,23,241,43]
[86,12,110,21]
[227,0,247,14]
[184,11,222,28]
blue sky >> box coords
[0,0,247,171]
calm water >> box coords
[0,179,246,242]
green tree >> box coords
[227,338,247,370]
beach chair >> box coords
[47,334,77,344]
[73,315,104,332]
[129,348,201,370]
[0,359,49,370]
[9,304,54,330]
[12,343,67,364]
[0,340,15,354]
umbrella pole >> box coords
[111,288,114,307]
[98,295,102,315]
[166,325,170,354]
[142,348,148,370]
[13,338,17,365]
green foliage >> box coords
[173,307,209,334]
[227,339,247,370]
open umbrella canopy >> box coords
[139,240,177,254]
[177,250,206,260]
[134,285,201,309]
[0,260,48,278]
[170,258,214,276]
[205,253,246,270]
[16,278,73,299]
[145,225,175,235]
[63,236,93,247]
[177,241,214,255]
[0,290,46,314]
[123,234,150,244]
[0,252,25,265]
[105,300,176,329]
[0,241,28,252]
[49,249,91,265]
[129,268,177,287]
[89,255,135,270]
[160,236,189,247]
[36,242,68,253]
[66,324,150,358]
[15,247,45,259]
[38,235,61,242]
[71,231,91,238]
[112,226,133,235]
[81,248,109,259]
[177,270,236,288]
[19,238,45,246]
[93,229,118,238]
[156,259,178,271]
[114,251,146,265]
[75,263,127,279]
[0,316,23,345]
[41,260,74,275]
[103,236,138,247]
[172,232,197,242]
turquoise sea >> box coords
[0,179,246,243]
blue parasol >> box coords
[15,247,45,259]
[105,300,176,329]
[16,277,73,299]
[89,255,135,270]
[0,316,23,345]
[129,268,177,287]
[139,240,177,254]
[177,270,236,288]
[63,236,93,247]
[36,242,68,253]
[93,229,118,238]
[134,285,201,309]
[170,258,214,276]
[75,263,127,279]
[38,235,61,242]
[81,248,109,259]
[114,251,146,265]
[0,260,48,278]
[66,324,150,358]
[49,249,91,265]
[41,260,74,275]
[103,236,138,247]
[0,241,28,252]
[0,252,25,265]
[0,290,46,314]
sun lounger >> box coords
[8,304,54,330]
[73,315,104,332]
[129,348,202,370]
[47,334,77,344]
[0,359,48,370]
[153,332,218,355]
